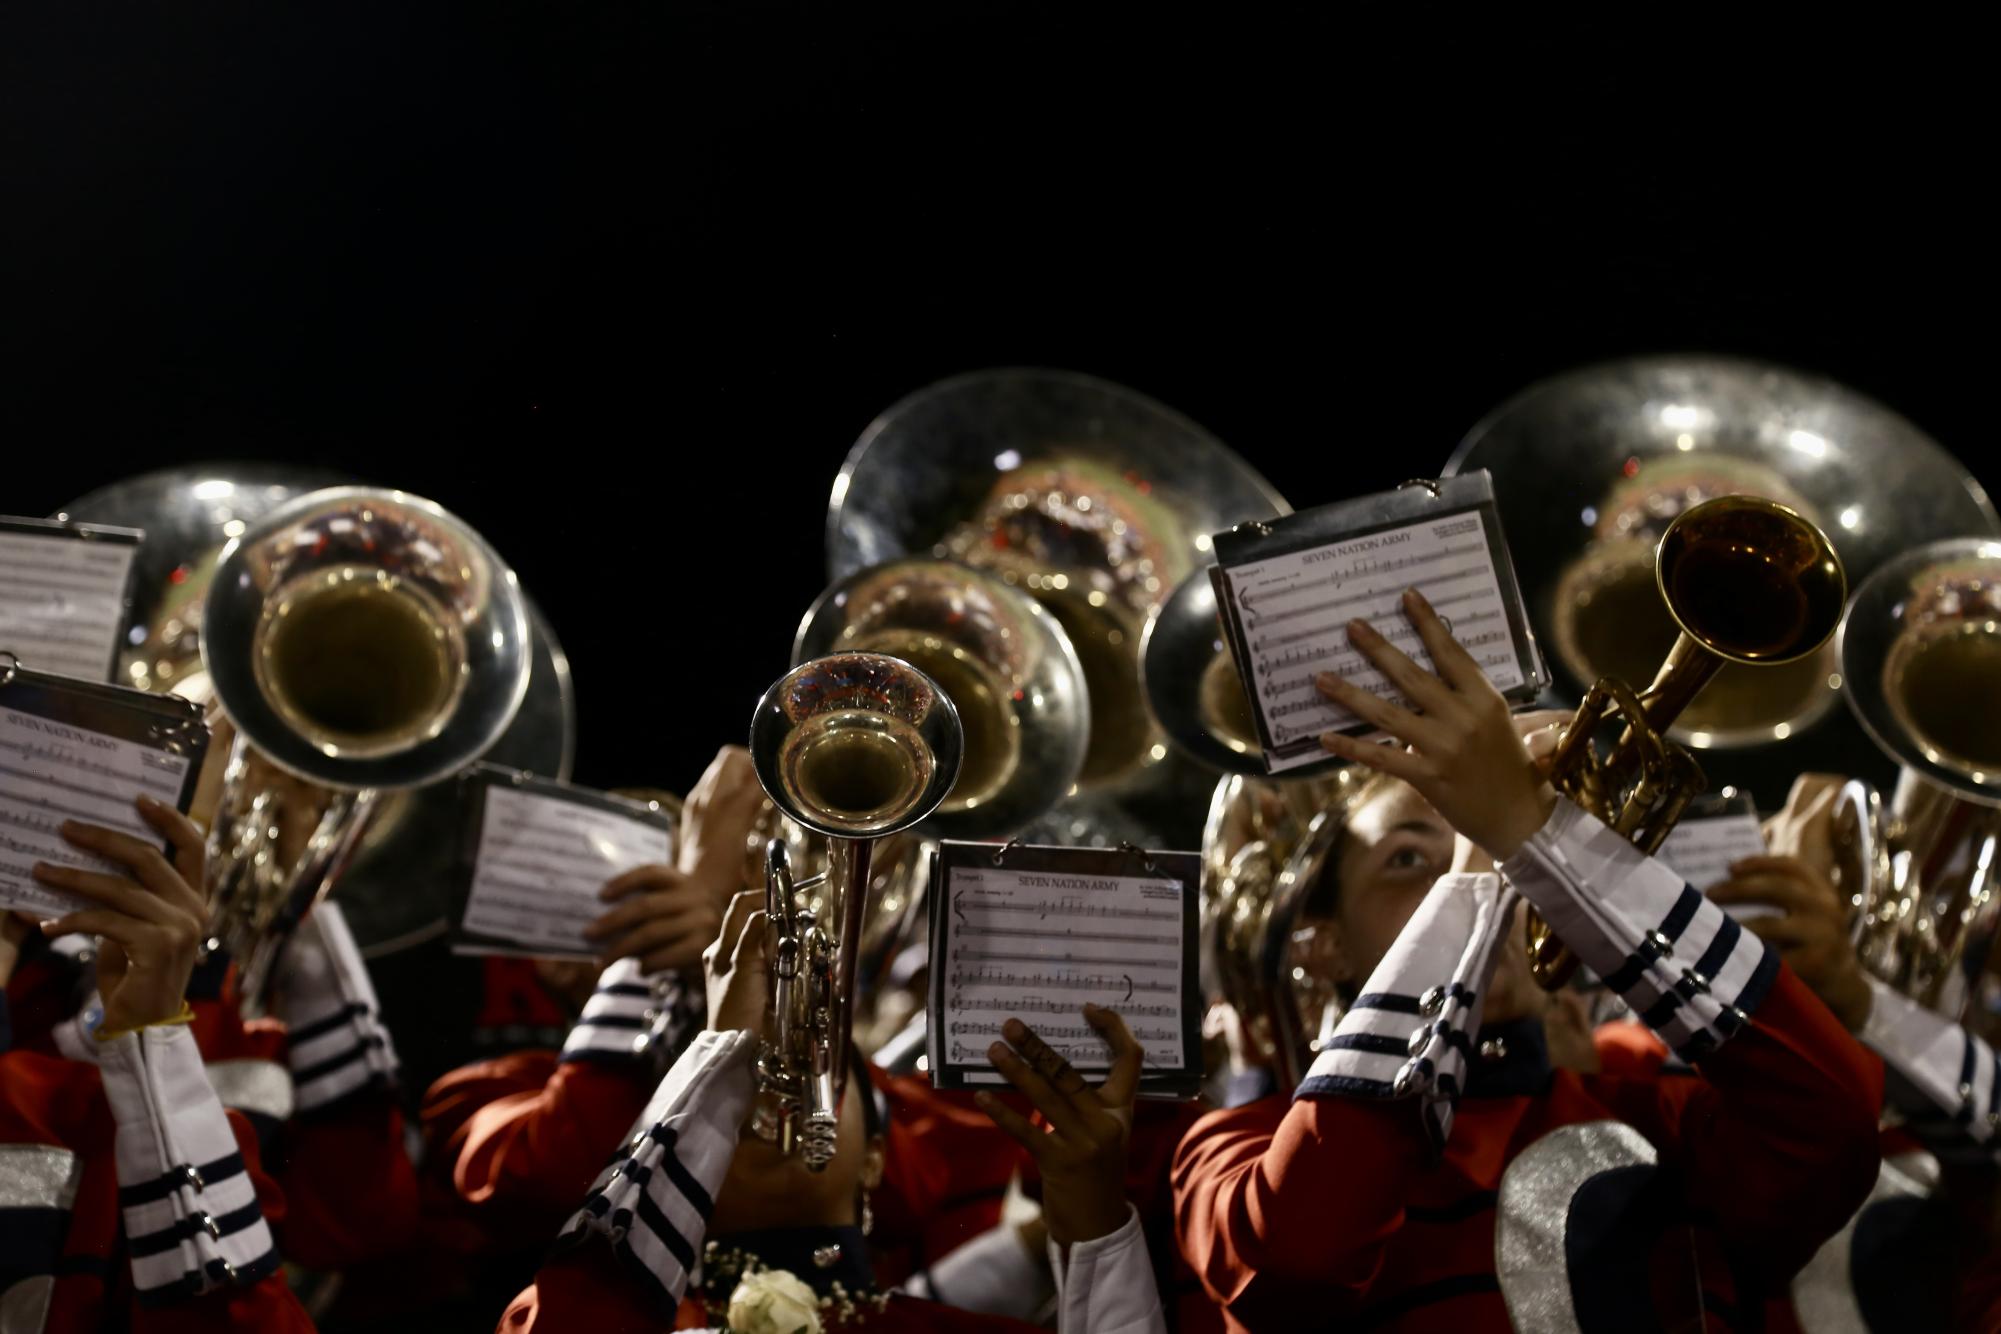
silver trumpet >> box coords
[748,652,962,1168]
[1833,538,2001,1029]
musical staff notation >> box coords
[460,784,672,956]
[945,995,1178,1019]
[0,703,195,920]
[1219,510,1528,772]
[0,526,140,682]
[933,859,1191,1081]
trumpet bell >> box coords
[1552,538,1841,747]
[1657,496,1848,666]
[794,558,1087,840]
[203,487,532,792]
[1841,538,2001,800]
[1448,355,2000,806]
[750,652,964,840]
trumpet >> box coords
[1447,355,1997,809]
[748,653,962,1168]
[1832,539,2001,1027]
[1529,496,1846,988]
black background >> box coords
[4,5,1991,798]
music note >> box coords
[1218,509,1529,773]
[459,785,673,957]
[0,702,197,920]
[933,857,1193,1085]
[0,523,140,682]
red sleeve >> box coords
[496,1249,678,1334]
[1172,1092,1431,1326]
[873,1071,1030,1267]
[1590,966,1885,1283]
[132,1283,320,1334]
[130,1108,318,1334]
[268,1093,421,1270]
[443,1055,655,1217]
[1591,1019,1670,1079]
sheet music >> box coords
[0,526,139,683]
[0,704,192,918]
[1220,510,1526,771]
[938,863,1187,1085]
[1656,813,1777,919]
[461,785,673,957]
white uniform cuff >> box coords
[1295,872,1515,1147]
[1049,1206,1166,1334]
[95,1025,280,1301]
[1863,977,1999,1143]
[559,959,705,1068]
[1501,795,1780,1062]
[557,1027,756,1311]
[913,1218,1051,1318]
[275,902,400,1111]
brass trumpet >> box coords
[748,653,962,1168]
[1529,496,1846,988]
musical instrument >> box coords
[826,368,1289,846]
[1143,571,1267,777]
[1833,539,2001,1029]
[1528,496,1847,988]
[1200,768,1372,1091]
[1448,355,1998,808]
[748,652,963,1168]
[194,486,533,997]
[55,467,575,974]
[795,557,1088,839]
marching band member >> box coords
[8,703,422,1277]
[0,798,311,1331]
[426,749,760,1232]
[1173,590,1885,1331]
[1733,773,1999,1147]
[498,887,1160,1333]
[972,1010,1170,1334]
[1704,773,2001,1333]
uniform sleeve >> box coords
[1859,975,1999,1146]
[443,961,698,1218]
[1501,795,1781,1062]
[96,1025,316,1331]
[549,1027,756,1314]
[1174,872,1506,1324]
[904,1219,1051,1318]
[1503,797,1886,1283]
[270,903,399,1113]
[1048,1207,1166,1334]
[268,1094,420,1270]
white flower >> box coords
[727,1267,823,1334]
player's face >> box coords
[1314,778,1564,1030]
[1324,779,1462,982]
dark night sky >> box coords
[3,4,1990,796]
